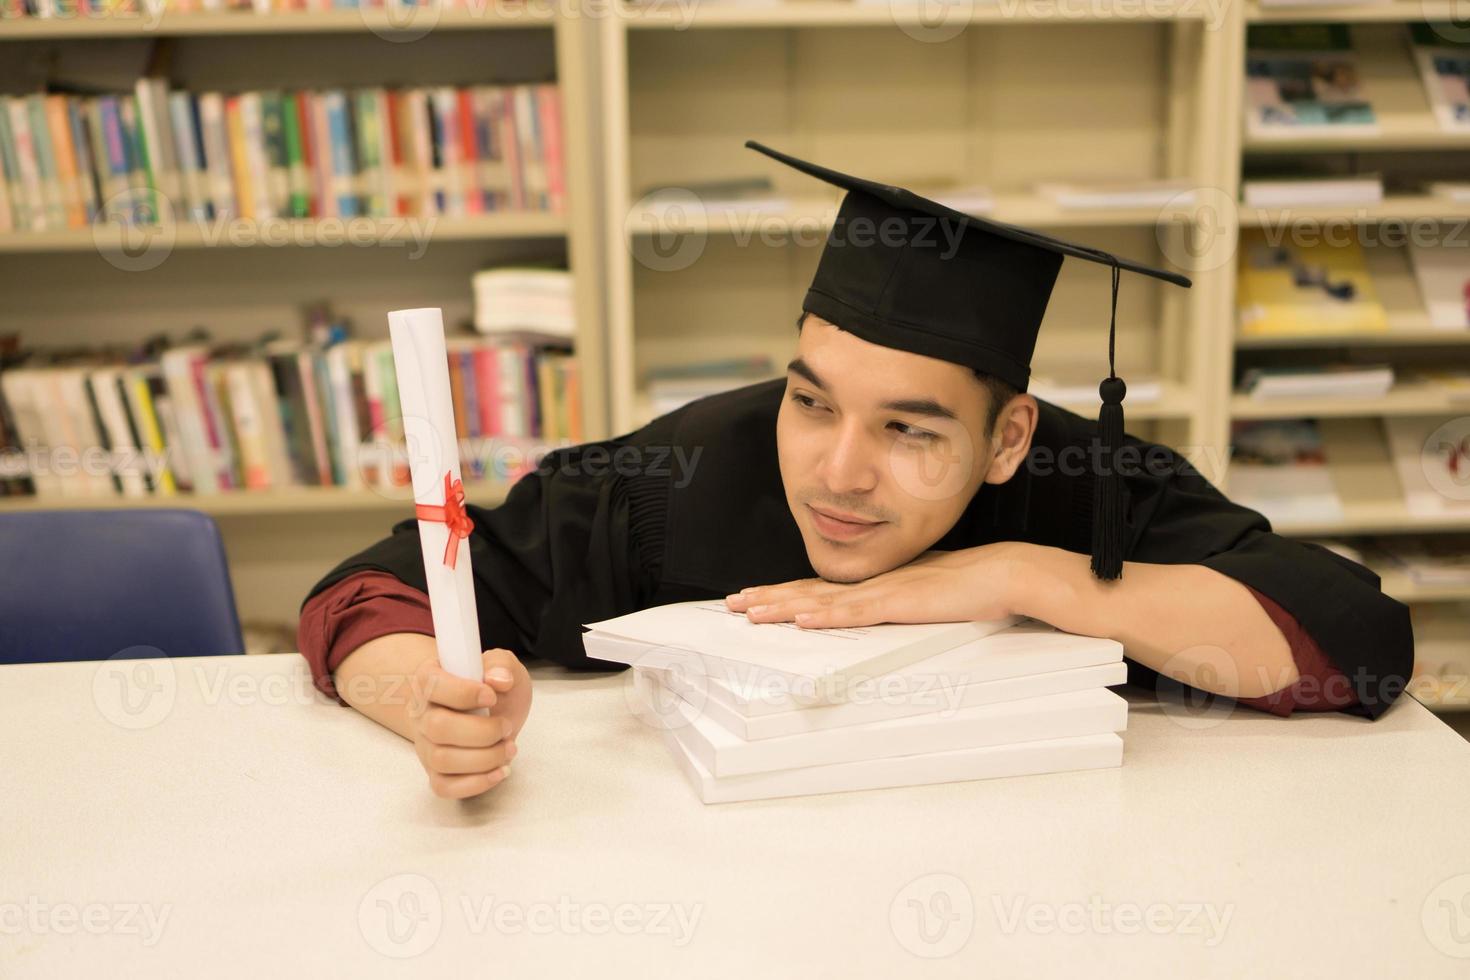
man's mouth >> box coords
[807,504,885,541]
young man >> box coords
[298,142,1414,799]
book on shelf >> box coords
[1410,23,1470,134]
[1427,181,1470,203]
[644,356,777,417]
[1228,419,1343,526]
[925,185,994,215]
[0,319,582,503]
[596,603,1125,804]
[1385,415,1470,517]
[1238,364,1394,401]
[639,178,789,215]
[0,80,564,235]
[1236,228,1388,336]
[1407,242,1470,330]
[1033,179,1196,211]
[1244,25,1379,139]
[1030,370,1162,407]
[473,267,575,344]
[3,0,535,17]
[1367,535,1470,587]
[1241,176,1383,208]
[1254,0,1391,6]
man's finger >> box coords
[419,738,517,775]
[793,599,887,630]
[421,706,513,748]
[418,665,495,712]
[729,579,847,611]
[428,766,511,800]
[482,647,519,691]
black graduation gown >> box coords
[302,378,1414,718]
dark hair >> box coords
[795,311,1018,431]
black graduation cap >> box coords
[744,139,1193,581]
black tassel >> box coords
[1091,262,1125,581]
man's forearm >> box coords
[1007,543,1300,699]
[333,632,442,740]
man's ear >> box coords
[982,394,1038,486]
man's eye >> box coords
[791,393,823,411]
[890,422,938,442]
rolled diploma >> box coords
[387,307,484,683]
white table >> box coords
[4,653,1470,978]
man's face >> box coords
[776,316,1016,584]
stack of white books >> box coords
[472,267,574,344]
[583,600,1129,804]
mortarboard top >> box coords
[744,139,1193,581]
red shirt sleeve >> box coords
[296,571,435,706]
[1235,585,1360,717]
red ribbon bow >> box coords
[415,471,474,570]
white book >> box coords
[1241,365,1395,400]
[660,724,1124,804]
[585,599,1018,701]
[646,679,1126,778]
[629,618,1124,719]
[1428,181,1470,203]
[642,660,1127,742]
[52,368,117,498]
[1241,177,1383,208]
[1386,416,1470,517]
[0,371,63,498]
[927,186,994,215]
[196,93,236,221]
[87,368,148,498]
[159,347,220,495]
[1035,179,1196,210]
[1030,372,1162,406]
[1408,243,1470,329]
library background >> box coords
[0,0,1467,735]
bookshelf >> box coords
[0,5,607,627]
[1225,0,1470,631]
[600,1,1237,481]
[0,7,554,39]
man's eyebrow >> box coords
[786,358,959,420]
[879,397,958,421]
[787,357,825,389]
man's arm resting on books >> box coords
[730,542,1301,700]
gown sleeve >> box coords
[1112,432,1413,718]
[298,437,671,673]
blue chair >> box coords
[0,509,243,664]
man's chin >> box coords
[805,544,896,584]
